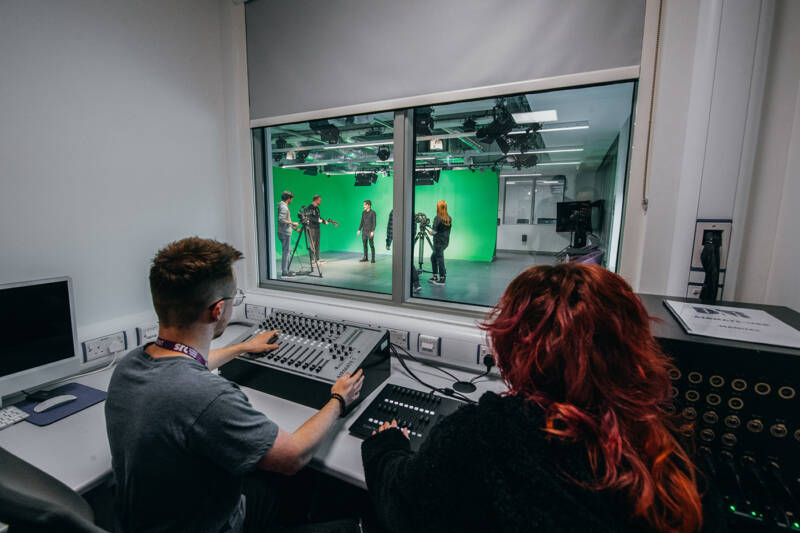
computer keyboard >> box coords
[0,405,29,431]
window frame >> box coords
[250,71,641,318]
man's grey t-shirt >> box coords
[105,347,279,533]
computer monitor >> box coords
[0,277,81,402]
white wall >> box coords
[0,0,231,339]
[735,0,800,309]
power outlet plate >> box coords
[136,323,159,345]
[245,304,267,321]
[478,344,492,364]
[82,331,127,362]
[418,334,441,357]
[388,329,409,349]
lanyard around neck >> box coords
[154,337,207,367]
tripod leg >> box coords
[288,227,304,271]
[303,226,322,278]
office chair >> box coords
[0,445,108,532]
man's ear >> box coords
[210,300,225,322]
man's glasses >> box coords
[208,288,245,310]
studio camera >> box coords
[414,212,430,229]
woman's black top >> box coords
[431,215,451,249]
[361,392,727,533]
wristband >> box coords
[330,393,347,417]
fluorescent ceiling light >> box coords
[280,160,346,168]
[322,140,393,150]
[538,180,563,184]
[506,148,583,155]
[415,156,437,160]
[536,161,581,166]
[539,125,590,132]
[500,173,542,177]
[512,110,558,123]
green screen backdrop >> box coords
[272,167,498,261]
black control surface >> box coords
[349,384,464,452]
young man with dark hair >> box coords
[278,191,299,277]
[304,194,330,263]
[105,237,364,533]
[357,200,376,263]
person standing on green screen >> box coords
[357,200,377,263]
[304,194,330,264]
[277,190,299,277]
[428,200,452,285]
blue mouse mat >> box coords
[16,383,107,426]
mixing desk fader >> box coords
[220,310,391,411]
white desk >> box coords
[0,354,504,493]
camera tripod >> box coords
[413,223,435,274]
[288,222,323,278]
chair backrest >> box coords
[0,446,108,532]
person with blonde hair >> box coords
[427,200,452,285]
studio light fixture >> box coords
[476,104,515,146]
[414,107,435,136]
[295,149,310,163]
[273,138,288,162]
[354,171,378,187]
[376,146,391,161]
[414,169,441,185]
[309,119,340,144]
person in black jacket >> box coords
[427,200,451,285]
[362,263,725,533]
[357,200,377,263]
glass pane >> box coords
[503,179,533,224]
[411,81,636,307]
[532,176,565,224]
[260,111,394,294]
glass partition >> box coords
[253,81,637,309]
[256,111,395,295]
[410,81,636,307]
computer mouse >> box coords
[33,394,78,413]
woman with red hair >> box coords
[362,263,722,532]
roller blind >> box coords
[246,0,646,121]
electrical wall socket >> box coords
[388,329,409,349]
[418,334,441,357]
[83,331,128,362]
[245,304,267,321]
[478,344,492,364]
[136,323,159,345]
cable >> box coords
[469,354,496,383]
[23,352,120,397]
[389,344,476,404]
[389,341,461,382]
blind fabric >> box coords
[246,0,646,121]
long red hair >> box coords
[436,200,451,226]
[481,263,702,533]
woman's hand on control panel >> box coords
[331,368,365,407]
[243,330,280,353]
[373,419,409,439]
